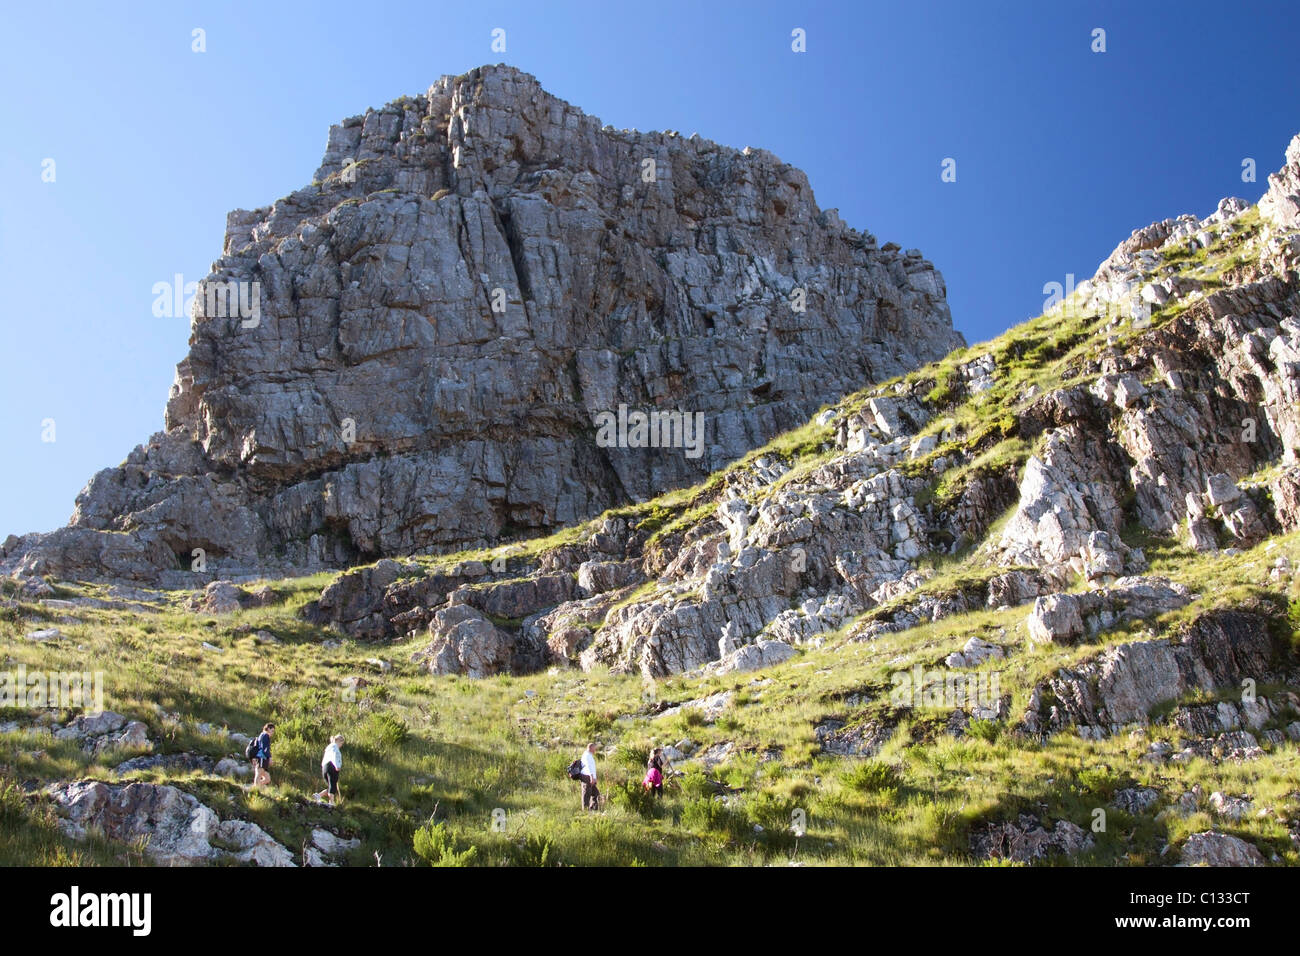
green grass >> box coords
[2,525,1297,867]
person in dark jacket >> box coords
[251,723,275,787]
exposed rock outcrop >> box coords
[1180,831,1265,867]
[970,813,1094,862]
[1025,576,1192,645]
[45,780,294,866]
[54,712,152,755]
[1021,609,1287,736]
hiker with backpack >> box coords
[569,742,600,811]
[314,734,345,806]
[642,746,665,797]
[247,722,274,787]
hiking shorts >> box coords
[323,762,340,795]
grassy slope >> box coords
[2,530,1297,867]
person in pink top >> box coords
[642,746,665,797]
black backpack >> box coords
[245,735,261,761]
[566,758,583,780]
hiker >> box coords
[314,734,345,806]
[643,746,665,797]
[250,723,274,787]
[578,742,599,811]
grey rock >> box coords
[305,828,361,866]
[1027,593,1084,645]
[1208,791,1254,821]
[54,712,153,755]
[411,603,514,678]
[945,636,1005,669]
[814,718,894,757]
[1112,787,1160,815]
[656,690,733,724]
[705,639,796,675]
[577,559,643,596]
[694,741,735,768]
[984,571,1044,609]
[113,752,214,776]
[215,757,251,778]
[191,581,251,614]
[970,813,1095,862]
[1026,576,1192,646]
[1180,831,1265,867]
[45,780,293,866]
[1021,609,1278,735]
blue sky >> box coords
[1,0,1297,537]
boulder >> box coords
[1180,831,1265,867]
[945,637,1006,668]
[656,691,733,724]
[1208,791,1254,821]
[577,560,643,596]
[305,828,362,867]
[1026,576,1192,646]
[411,604,513,678]
[54,712,152,755]
[302,559,404,639]
[984,571,1044,609]
[191,581,251,614]
[814,718,894,757]
[215,757,251,778]
[970,813,1094,862]
[694,741,735,769]
[113,753,213,776]
[702,639,796,676]
[1027,593,1084,645]
[45,780,294,866]
[1112,787,1160,815]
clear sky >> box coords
[1,0,1297,537]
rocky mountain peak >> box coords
[4,65,962,585]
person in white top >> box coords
[314,734,345,806]
[578,742,600,811]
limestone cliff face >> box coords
[2,64,962,583]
